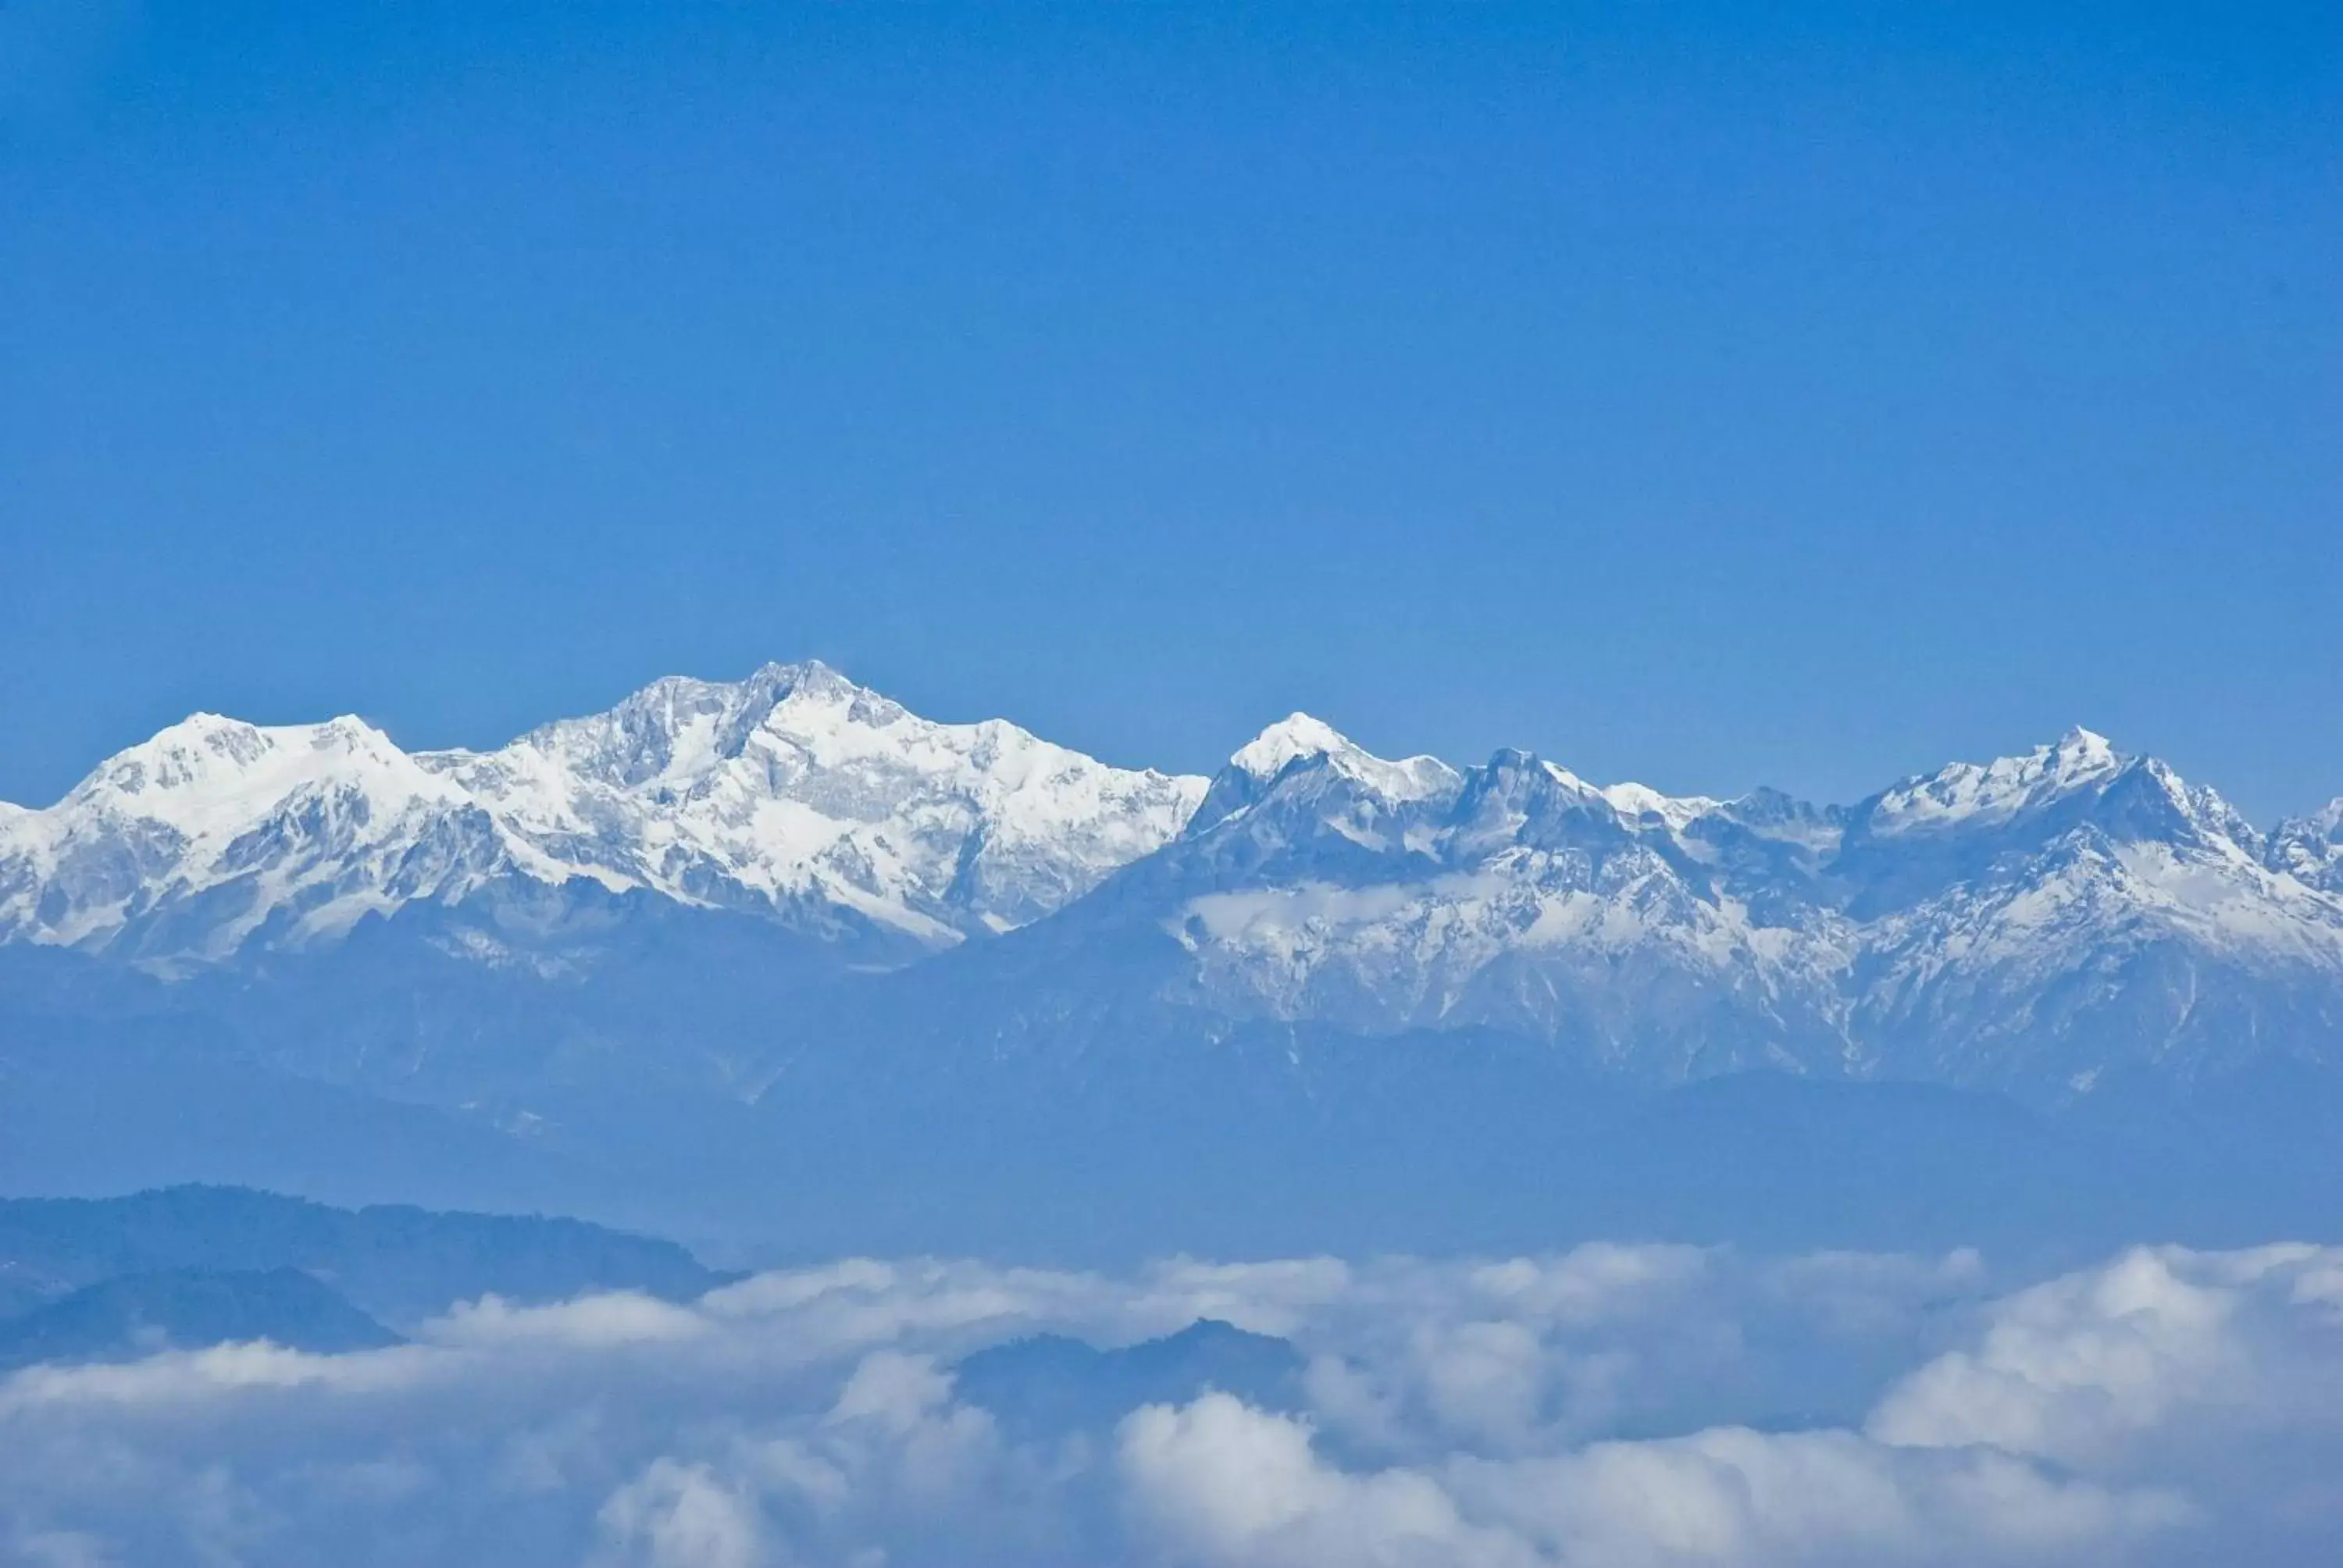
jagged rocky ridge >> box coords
[3,665,2341,1102]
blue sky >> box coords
[3,2,2337,820]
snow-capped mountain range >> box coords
[5,662,2341,1099]
[1107,716,2343,1092]
[0,663,1203,969]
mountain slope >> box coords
[0,1267,400,1370]
[0,1185,725,1327]
[954,1320,1306,1438]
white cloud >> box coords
[1121,1394,1521,1568]
[1870,1245,2343,1467]
[0,1341,442,1413]
[1443,1426,2191,1566]
[0,1242,2338,1565]
[1117,1395,2191,1568]
[595,1459,767,1568]
[440,1290,711,1350]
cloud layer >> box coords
[5,1244,2343,1566]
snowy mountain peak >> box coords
[423,662,1213,945]
[497,658,888,792]
[2271,797,2343,893]
[1250,718,1456,794]
[751,657,907,725]
[1599,779,1726,830]
[0,711,498,964]
[1862,727,2132,838]
[2291,798,2343,843]
[1178,715,1460,847]
[760,655,854,692]
[1435,752,1722,835]
[61,713,436,828]
[1229,714,1358,780]
[2054,723,2117,762]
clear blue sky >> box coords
[4,3,2337,821]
